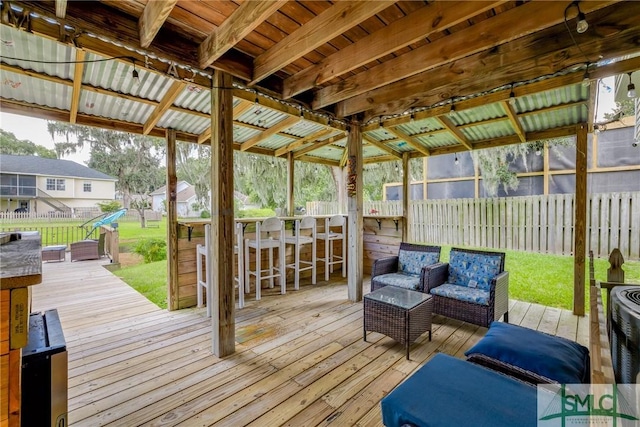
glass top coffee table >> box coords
[363,286,433,360]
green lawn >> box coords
[115,244,640,312]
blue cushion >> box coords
[398,249,439,276]
[448,251,502,290]
[381,353,537,427]
[430,283,490,305]
[373,273,420,291]
[464,321,590,384]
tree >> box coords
[0,129,57,158]
[472,137,573,197]
[604,98,635,121]
[176,142,211,211]
[47,122,165,227]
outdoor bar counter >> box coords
[175,215,403,309]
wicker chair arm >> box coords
[491,271,510,295]
[423,262,449,292]
[371,256,399,278]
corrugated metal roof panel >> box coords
[233,126,261,143]
[255,134,297,150]
[521,105,587,132]
[367,128,397,142]
[453,103,506,125]
[286,120,325,138]
[517,84,588,113]
[397,117,444,134]
[462,120,515,141]
[1,26,74,80]
[79,90,153,124]
[307,145,343,161]
[415,133,458,148]
[363,145,385,158]
[237,105,288,128]
[0,69,70,110]
[174,84,211,114]
[157,110,208,135]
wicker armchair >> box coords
[371,242,441,292]
[424,247,509,327]
[70,239,100,262]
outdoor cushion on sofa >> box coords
[381,353,537,427]
[465,321,590,384]
[448,250,503,290]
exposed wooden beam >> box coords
[139,0,177,48]
[295,155,340,167]
[239,116,300,151]
[341,2,638,118]
[501,101,526,143]
[199,0,286,69]
[313,0,616,109]
[275,128,333,157]
[14,1,252,81]
[587,81,598,133]
[232,89,346,131]
[363,155,398,164]
[436,116,473,150]
[55,0,66,18]
[69,49,86,124]
[293,133,346,159]
[362,135,402,159]
[143,80,186,135]
[384,127,431,157]
[282,0,505,99]
[250,1,393,85]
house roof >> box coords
[1,2,639,165]
[0,154,116,181]
[176,186,196,204]
[150,181,189,196]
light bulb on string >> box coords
[627,72,636,98]
[131,62,140,85]
[454,154,459,165]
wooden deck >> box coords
[33,257,590,427]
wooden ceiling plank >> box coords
[295,155,340,167]
[364,155,397,164]
[362,135,402,159]
[143,80,187,135]
[501,101,526,143]
[69,49,86,124]
[384,127,431,157]
[293,133,346,159]
[240,116,300,151]
[55,0,66,18]
[282,0,506,99]
[139,0,178,48]
[344,4,640,118]
[251,1,394,85]
[199,0,287,69]
[313,0,617,109]
[436,116,473,150]
[274,128,332,157]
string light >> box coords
[627,72,636,99]
[454,154,459,165]
[508,86,517,106]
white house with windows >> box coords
[0,154,117,214]
[150,181,201,217]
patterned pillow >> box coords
[448,251,502,290]
[398,249,439,276]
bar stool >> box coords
[244,217,286,300]
[317,215,346,281]
[196,223,245,317]
[284,216,317,290]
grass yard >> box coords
[116,244,640,312]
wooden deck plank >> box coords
[30,258,588,427]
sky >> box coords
[0,77,617,165]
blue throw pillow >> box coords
[465,322,590,384]
[448,251,502,290]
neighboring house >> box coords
[150,181,200,217]
[0,154,117,214]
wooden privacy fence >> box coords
[307,192,640,260]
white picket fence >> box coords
[307,192,640,260]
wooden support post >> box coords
[287,151,294,216]
[573,123,587,316]
[210,69,235,357]
[422,157,428,200]
[166,129,179,311]
[347,123,363,302]
[402,152,409,241]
